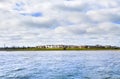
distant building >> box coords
[36,45,120,49]
[36,46,45,48]
[105,45,112,48]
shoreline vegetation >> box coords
[0,45,120,51]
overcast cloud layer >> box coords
[0,0,120,46]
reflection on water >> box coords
[0,51,120,79]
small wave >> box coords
[6,75,31,79]
[11,67,26,72]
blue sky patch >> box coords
[14,2,25,11]
[113,21,120,24]
[21,12,43,17]
[16,2,24,7]
[31,12,42,17]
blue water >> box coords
[0,51,120,79]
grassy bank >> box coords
[0,47,120,51]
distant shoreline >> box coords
[1,45,120,51]
[0,48,120,51]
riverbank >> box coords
[0,48,120,51]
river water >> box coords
[0,51,120,79]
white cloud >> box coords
[0,0,120,46]
[87,8,120,22]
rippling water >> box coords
[0,51,120,79]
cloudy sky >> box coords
[0,0,120,47]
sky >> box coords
[0,0,120,47]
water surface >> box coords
[0,51,120,79]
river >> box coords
[0,51,120,79]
